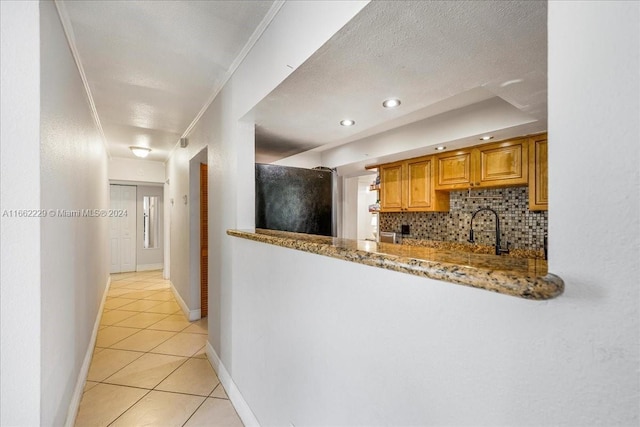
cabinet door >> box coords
[380,163,403,212]
[529,135,548,210]
[477,139,528,187]
[435,150,472,190]
[406,158,432,210]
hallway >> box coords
[75,271,242,426]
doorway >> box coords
[137,186,164,271]
[357,175,378,241]
[110,184,137,273]
[341,174,378,240]
[200,163,208,317]
[189,147,208,320]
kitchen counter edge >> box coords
[226,229,564,301]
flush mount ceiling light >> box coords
[340,119,355,126]
[435,146,447,151]
[382,98,401,108]
[480,136,494,141]
[499,78,524,88]
[130,146,151,158]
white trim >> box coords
[136,263,163,272]
[53,0,111,160]
[64,275,111,427]
[169,280,201,321]
[164,0,286,164]
[206,342,260,427]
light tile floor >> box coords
[75,270,243,427]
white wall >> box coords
[1,1,110,425]
[39,1,111,424]
[231,238,562,425]
[547,1,639,422]
[272,150,323,169]
[109,157,165,183]
[165,0,368,370]
[0,1,42,424]
[224,2,639,426]
[166,144,191,307]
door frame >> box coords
[188,148,208,320]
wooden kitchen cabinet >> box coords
[379,162,403,210]
[435,138,528,190]
[379,157,449,212]
[434,149,473,190]
[528,133,548,210]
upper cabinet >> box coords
[477,138,528,187]
[435,138,528,190]
[375,133,548,212]
[528,133,548,211]
[379,162,403,211]
[434,149,473,190]
[379,157,449,212]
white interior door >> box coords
[110,185,137,273]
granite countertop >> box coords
[401,238,545,259]
[227,228,564,300]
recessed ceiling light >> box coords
[382,98,401,108]
[130,146,151,158]
[435,146,446,151]
[480,136,494,141]
[340,119,355,126]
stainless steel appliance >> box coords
[379,231,399,244]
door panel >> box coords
[110,184,137,273]
[380,163,403,211]
[406,158,432,209]
[477,140,528,186]
[109,185,121,273]
[436,151,472,189]
[529,135,548,210]
[200,164,208,318]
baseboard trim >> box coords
[169,280,201,321]
[205,342,260,427]
[136,263,163,272]
[64,275,111,427]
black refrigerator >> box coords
[255,164,336,237]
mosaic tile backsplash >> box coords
[379,187,548,251]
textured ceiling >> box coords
[59,1,547,166]
[61,0,274,161]
[254,0,548,163]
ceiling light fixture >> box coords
[340,119,355,126]
[130,146,151,158]
[499,78,524,88]
[435,146,446,151]
[382,98,401,108]
[480,136,494,141]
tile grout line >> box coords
[91,354,221,399]
[92,277,207,386]
[105,389,152,427]
[180,395,208,427]
[81,272,221,426]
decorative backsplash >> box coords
[379,187,548,251]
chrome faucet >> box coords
[468,207,509,255]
